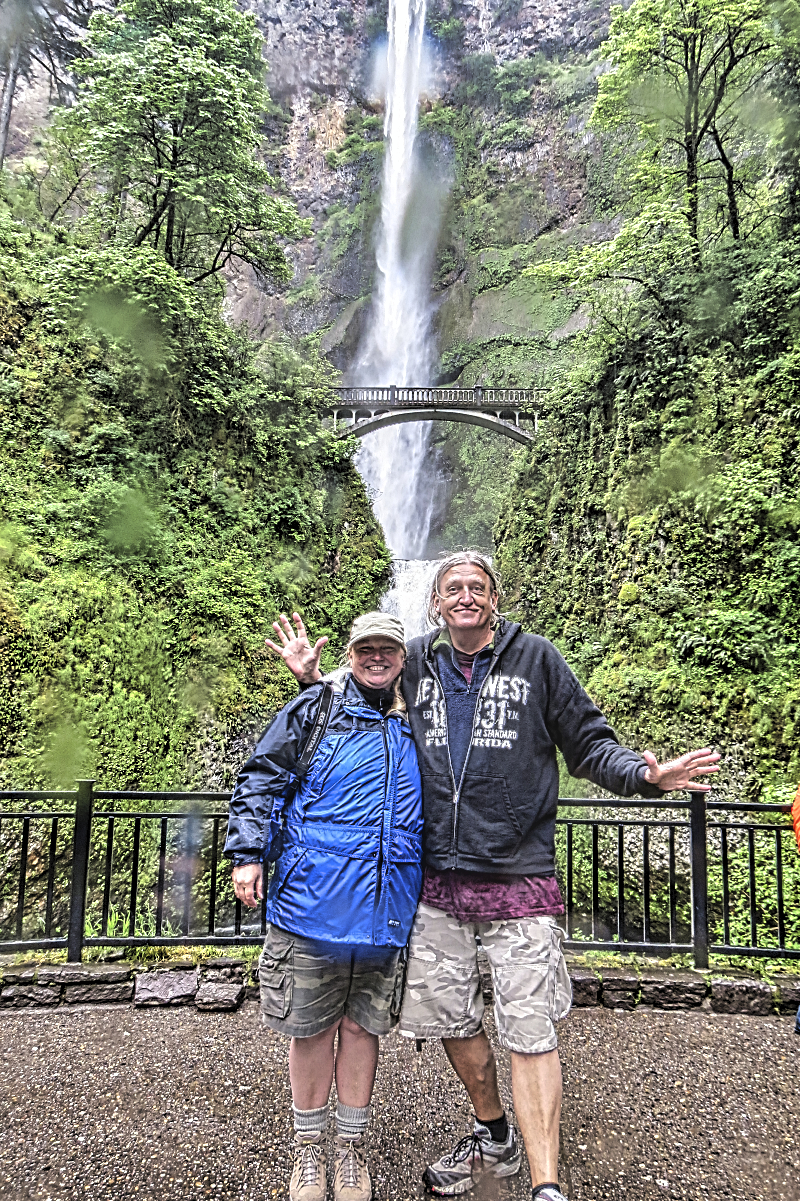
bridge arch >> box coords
[334,408,534,445]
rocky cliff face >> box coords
[230,0,613,385]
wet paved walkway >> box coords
[0,1002,798,1201]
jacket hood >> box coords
[322,666,407,718]
[421,617,522,664]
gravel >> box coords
[0,1002,797,1201]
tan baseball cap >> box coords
[346,611,406,650]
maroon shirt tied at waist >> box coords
[420,867,565,924]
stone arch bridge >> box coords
[327,386,546,445]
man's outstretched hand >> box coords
[265,612,325,684]
[231,863,264,908]
[643,747,721,792]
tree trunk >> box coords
[0,41,22,169]
[711,126,740,240]
[685,137,701,269]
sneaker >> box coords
[333,1134,372,1201]
[422,1119,521,1195]
[533,1189,569,1201]
[290,1132,327,1201]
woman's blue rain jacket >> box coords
[224,673,423,948]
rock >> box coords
[134,968,199,1007]
[195,982,245,1012]
[156,959,196,971]
[0,984,60,1008]
[771,975,800,1015]
[38,963,132,986]
[639,971,708,1010]
[600,968,640,1010]
[0,966,38,985]
[62,982,135,1005]
[201,957,244,983]
[245,984,260,1001]
[710,976,775,1015]
[569,968,600,1006]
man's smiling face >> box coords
[436,565,497,633]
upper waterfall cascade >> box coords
[352,0,446,565]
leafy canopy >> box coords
[57,0,306,282]
[593,0,778,256]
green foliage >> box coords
[0,214,389,790]
[35,0,307,283]
[496,235,800,797]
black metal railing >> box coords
[0,784,796,966]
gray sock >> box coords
[293,1104,328,1136]
[336,1101,370,1139]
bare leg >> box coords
[288,1021,339,1110]
[511,1048,562,1188]
[334,1015,380,1108]
[289,1016,380,1112]
[441,1030,504,1122]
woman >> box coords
[225,612,422,1201]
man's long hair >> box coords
[425,551,503,629]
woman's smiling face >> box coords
[348,639,405,690]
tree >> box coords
[59,0,306,284]
[0,0,91,166]
[593,0,777,264]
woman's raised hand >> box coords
[265,612,326,683]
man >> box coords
[269,552,719,1201]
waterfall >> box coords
[353,0,446,567]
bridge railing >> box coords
[330,386,548,409]
[1,784,796,966]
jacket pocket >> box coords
[456,773,522,860]
[421,771,456,859]
[258,930,294,1019]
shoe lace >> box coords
[298,1141,323,1188]
[443,1132,485,1172]
[338,1140,363,1189]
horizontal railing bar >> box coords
[710,944,800,959]
[82,936,264,947]
[0,811,74,820]
[564,940,692,954]
[93,791,231,801]
[706,802,792,814]
[92,811,229,820]
[0,939,69,952]
[707,823,792,833]
[557,798,691,809]
[0,791,77,801]
[556,818,691,828]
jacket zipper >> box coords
[425,645,500,861]
[372,718,390,942]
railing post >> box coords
[689,789,709,969]
[474,385,483,407]
[389,384,396,405]
[67,779,94,962]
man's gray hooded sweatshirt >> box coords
[400,619,663,876]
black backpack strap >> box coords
[295,683,334,780]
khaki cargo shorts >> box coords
[258,924,406,1039]
[399,903,572,1054]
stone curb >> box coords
[0,957,248,1013]
[0,958,797,1017]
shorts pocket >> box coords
[389,948,408,1019]
[259,931,294,1019]
[547,921,572,1021]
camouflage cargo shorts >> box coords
[258,924,406,1039]
[399,903,572,1054]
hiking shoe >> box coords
[333,1134,372,1201]
[422,1119,521,1195]
[290,1132,327,1201]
